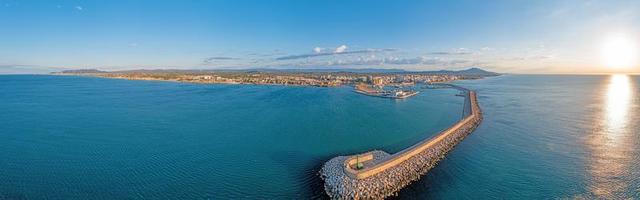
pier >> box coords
[320,86,482,199]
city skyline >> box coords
[1,0,639,74]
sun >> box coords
[601,34,637,69]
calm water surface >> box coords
[1,75,639,199]
[397,75,640,199]
[0,75,462,199]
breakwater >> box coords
[320,86,482,199]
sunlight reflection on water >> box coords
[588,74,636,198]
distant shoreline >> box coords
[52,68,499,88]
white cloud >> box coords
[75,6,83,11]
[234,46,489,70]
[481,47,494,51]
[454,48,469,54]
[276,48,395,60]
[335,45,347,53]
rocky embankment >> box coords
[320,89,482,199]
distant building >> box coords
[196,75,213,80]
[372,77,384,86]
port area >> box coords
[354,83,419,99]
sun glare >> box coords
[601,34,638,69]
[605,74,632,140]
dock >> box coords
[320,86,482,199]
[354,83,419,99]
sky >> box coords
[1,0,640,74]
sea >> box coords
[0,75,638,199]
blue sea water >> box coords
[397,75,640,199]
[1,75,639,199]
[0,75,463,199]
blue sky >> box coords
[1,0,639,74]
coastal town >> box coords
[55,68,497,99]
[55,68,498,99]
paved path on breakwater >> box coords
[320,86,482,199]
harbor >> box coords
[320,86,482,199]
[354,83,419,99]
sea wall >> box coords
[320,88,482,199]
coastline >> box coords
[51,73,333,87]
[52,68,498,89]
[52,73,476,89]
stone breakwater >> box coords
[320,88,482,199]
